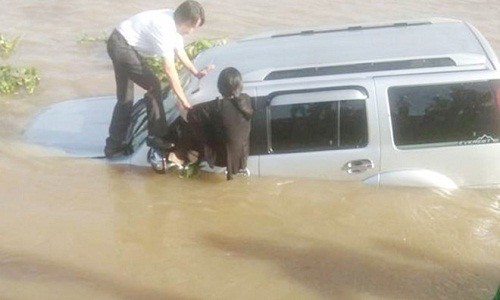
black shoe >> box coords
[104,145,126,159]
[146,136,175,151]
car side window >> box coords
[269,99,368,153]
[389,81,500,149]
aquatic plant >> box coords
[0,66,40,94]
[0,34,21,59]
[0,34,40,95]
[179,161,202,178]
[77,32,108,44]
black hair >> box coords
[217,67,243,98]
[174,1,205,27]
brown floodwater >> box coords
[0,1,499,299]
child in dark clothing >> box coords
[167,67,253,180]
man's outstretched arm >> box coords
[163,55,191,109]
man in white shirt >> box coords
[105,0,212,158]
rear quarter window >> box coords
[388,81,500,149]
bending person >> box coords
[105,0,213,158]
[168,67,254,180]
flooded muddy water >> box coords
[0,1,499,299]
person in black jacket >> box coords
[168,67,253,180]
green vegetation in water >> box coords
[0,34,40,95]
[178,161,202,178]
[0,66,40,94]
[0,33,21,59]
[77,32,108,44]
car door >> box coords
[256,78,381,182]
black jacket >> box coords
[186,93,253,180]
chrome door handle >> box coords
[342,159,374,174]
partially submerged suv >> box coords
[25,18,500,188]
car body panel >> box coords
[23,96,115,158]
[255,78,381,182]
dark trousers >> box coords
[106,29,168,149]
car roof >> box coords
[191,18,498,101]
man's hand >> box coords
[178,100,192,110]
[195,64,215,79]
[163,55,193,110]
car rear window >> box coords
[389,81,500,149]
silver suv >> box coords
[25,18,500,189]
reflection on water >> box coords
[0,0,499,299]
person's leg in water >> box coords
[105,30,172,158]
[142,76,175,151]
[105,30,135,157]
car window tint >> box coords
[269,100,367,153]
[340,100,368,148]
[389,81,500,148]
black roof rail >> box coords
[263,57,456,81]
[271,21,432,38]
